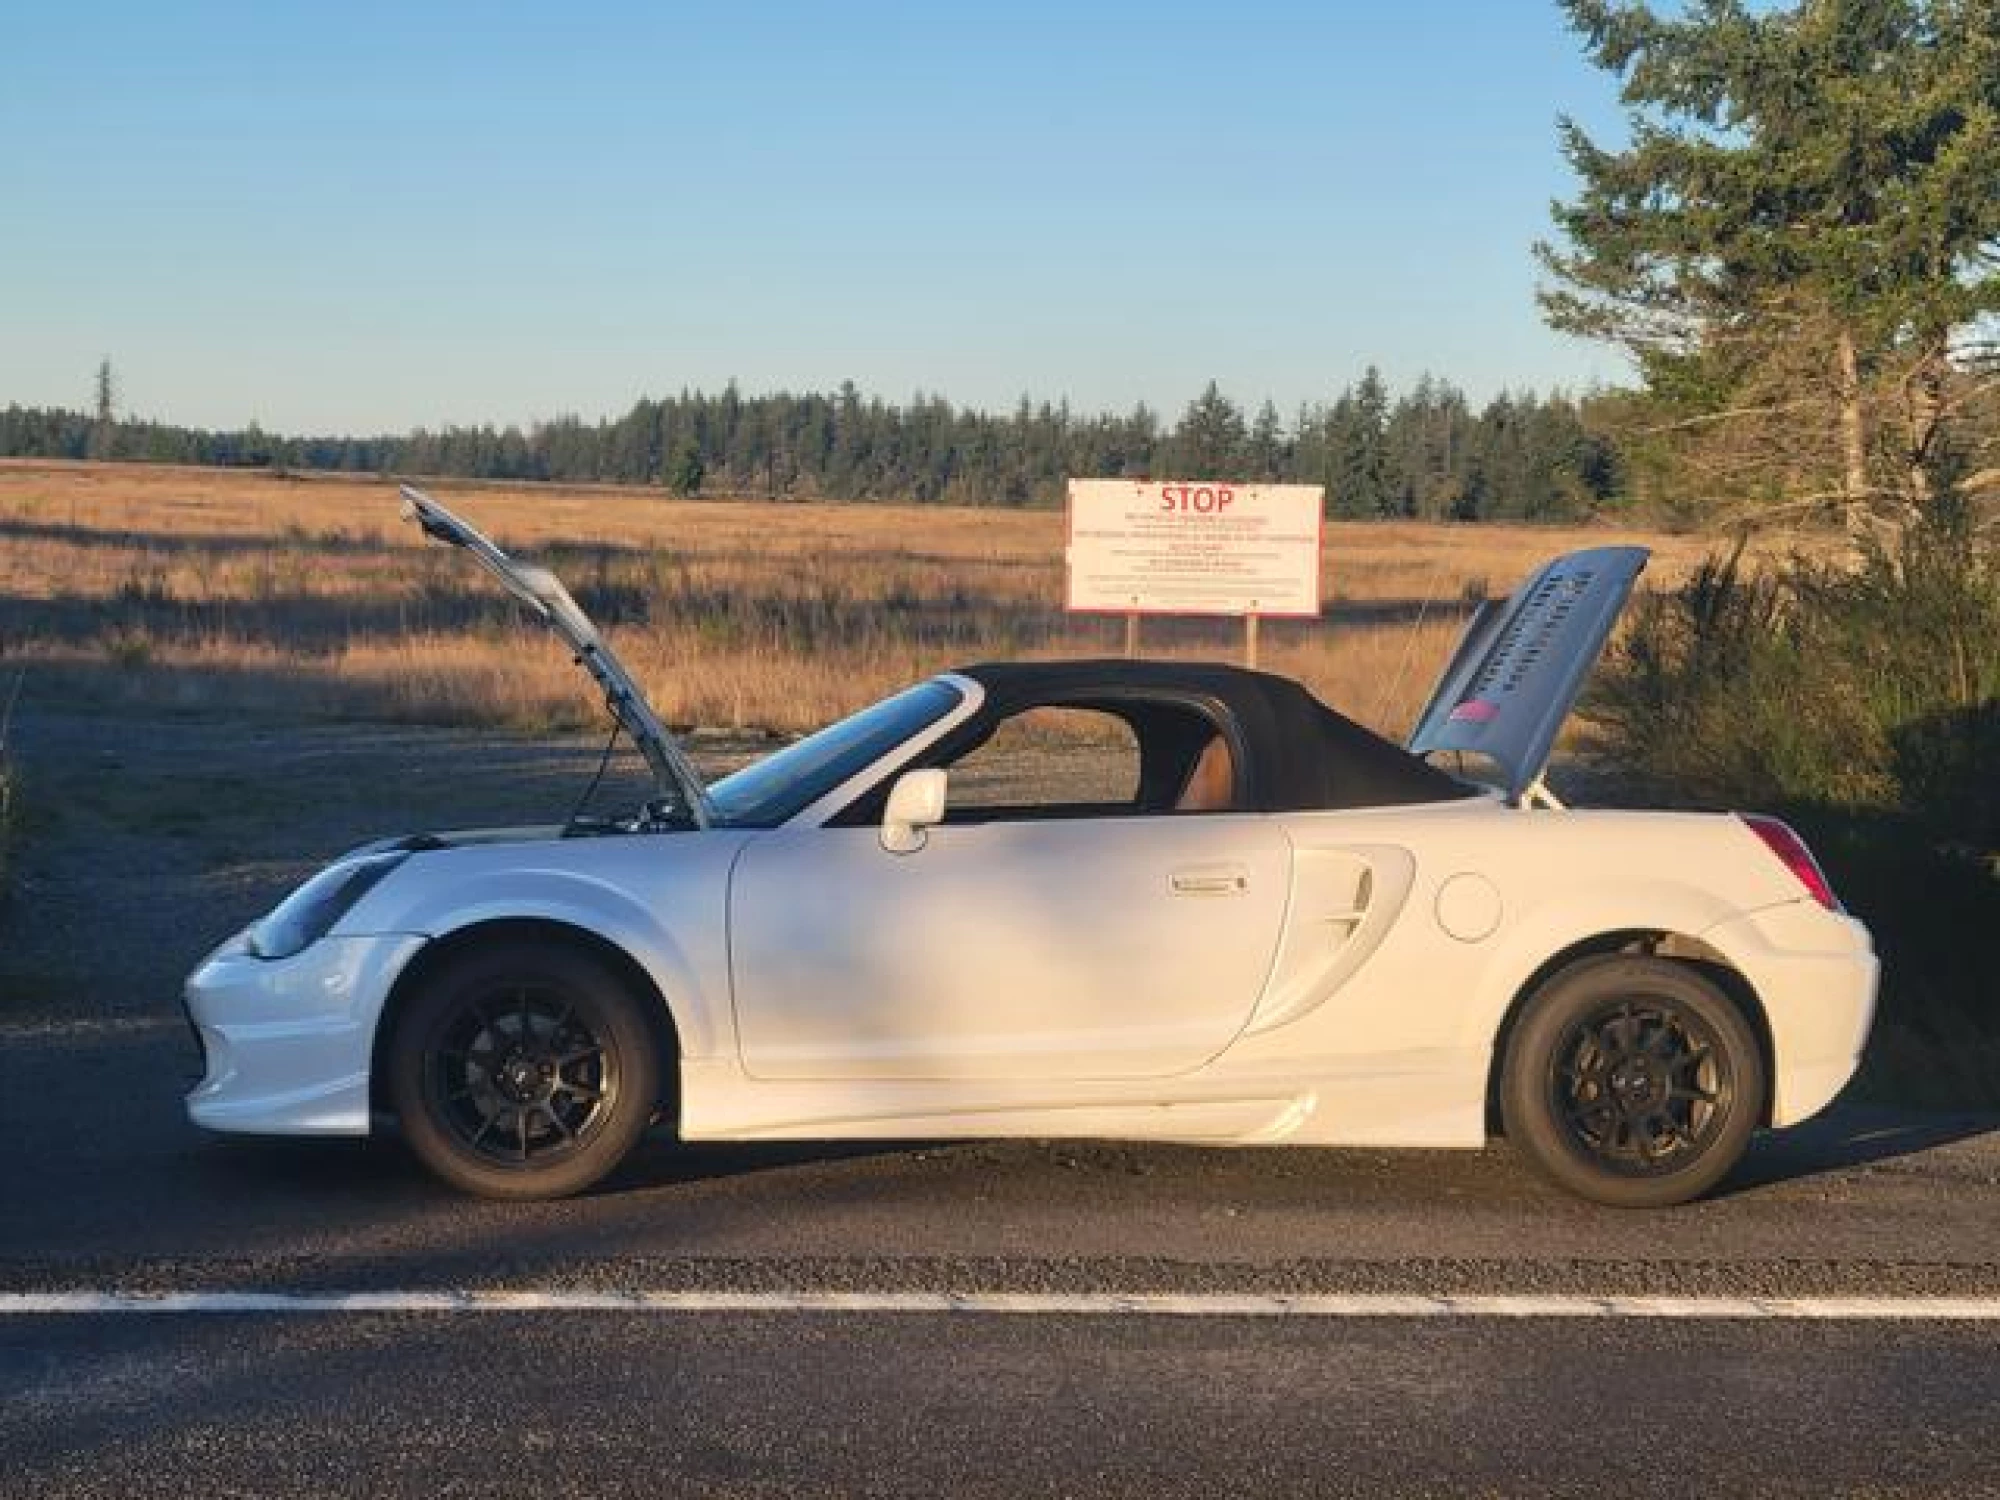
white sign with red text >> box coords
[1065,479,1324,617]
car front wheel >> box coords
[1500,956,1765,1208]
[388,940,660,1199]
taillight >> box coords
[1737,814,1842,912]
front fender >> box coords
[337,839,749,1061]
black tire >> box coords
[1499,956,1765,1208]
[387,939,661,1200]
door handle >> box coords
[1170,864,1250,896]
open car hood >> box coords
[1406,545,1649,804]
[399,487,716,829]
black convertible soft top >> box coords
[956,660,1476,814]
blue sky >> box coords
[0,2,1630,434]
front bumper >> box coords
[183,931,426,1136]
[1698,901,1879,1126]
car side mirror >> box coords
[881,769,947,854]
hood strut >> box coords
[399,486,716,829]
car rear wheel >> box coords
[388,940,659,1199]
[1500,956,1764,1208]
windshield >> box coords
[708,679,964,828]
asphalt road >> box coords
[2,1022,1998,1497]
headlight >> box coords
[245,852,409,960]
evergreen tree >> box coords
[1385,376,1473,520]
[1245,400,1287,481]
[1325,368,1391,517]
[1171,381,1247,478]
[88,358,117,460]
[1541,0,2000,533]
[665,434,705,495]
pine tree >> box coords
[1245,400,1287,481]
[88,358,117,460]
[1172,381,1247,478]
[1325,369,1391,517]
[1541,0,2000,533]
[665,435,705,496]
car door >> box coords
[727,811,1292,1082]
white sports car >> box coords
[182,491,1878,1207]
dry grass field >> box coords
[1,459,1747,738]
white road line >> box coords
[2,1291,1998,1320]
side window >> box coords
[944,707,1141,818]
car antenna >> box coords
[1373,556,1452,734]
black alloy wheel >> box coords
[1500,956,1765,1208]
[1546,997,1730,1176]
[424,983,617,1167]
[389,940,661,1199]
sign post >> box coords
[1065,479,1323,665]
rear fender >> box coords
[1459,880,1757,1055]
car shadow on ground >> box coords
[194,1106,1997,1207]
[611,1133,929,1191]
[1719,1105,1998,1197]
[628,1106,2000,1204]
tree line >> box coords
[0,372,1622,521]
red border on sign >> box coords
[1062,478,1326,619]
